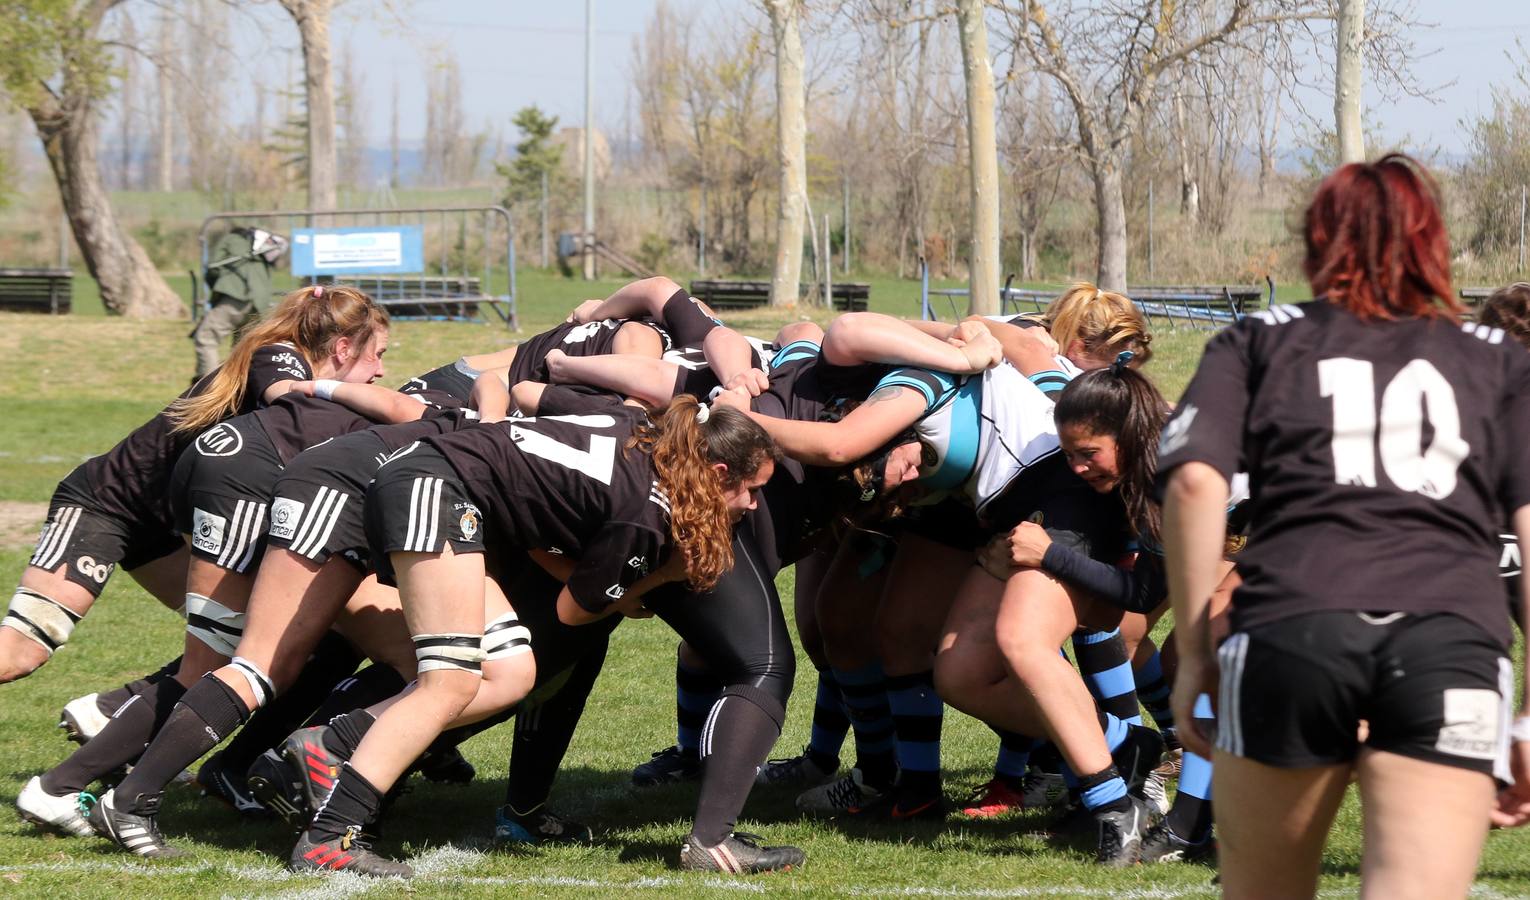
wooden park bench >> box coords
[0,268,72,314]
[689,279,870,312]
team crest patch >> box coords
[458,507,481,541]
[268,498,305,541]
[1224,534,1248,555]
[1435,688,1502,760]
[196,423,243,457]
[192,508,228,555]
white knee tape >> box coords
[184,592,244,657]
[229,656,274,708]
[482,612,532,661]
[3,588,81,656]
[414,633,485,675]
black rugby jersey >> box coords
[422,405,671,614]
[82,343,312,529]
[507,319,662,386]
[400,360,478,404]
[1156,300,1530,645]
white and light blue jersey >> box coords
[874,361,1061,513]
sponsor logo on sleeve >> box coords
[269,497,305,541]
[192,508,228,555]
[1501,534,1520,578]
[1435,688,1502,760]
[196,423,244,457]
[1158,404,1197,457]
[605,584,625,600]
[627,556,649,576]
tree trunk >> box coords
[29,93,182,318]
[765,0,806,308]
[956,0,1001,315]
[282,0,338,211]
[1335,0,1365,164]
[1173,86,1200,225]
[1093,157,1128,291]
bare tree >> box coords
[155,10,173,192]
[956,0,1000,313]
[278,0,337,211]
[765,0,807,307]
[1003,0,1323,290]
[1335,0,1365,162]
[116,11,135,188]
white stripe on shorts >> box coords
[234,503,267,572]
[406,477,443,553]
[32,506,83,571]
[1495,657,1514,785]
[301,491,348,558]
[1216,632,1250,757]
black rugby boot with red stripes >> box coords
[289,825,412,878]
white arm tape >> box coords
[3,588,82,655]
[314,379,342,401]
[483,612,532,660]
[184,592,245,657]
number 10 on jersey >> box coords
[1318,358,1468,499]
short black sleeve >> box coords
[566,522,666,614]
[661,288,723,348]
[246,343,312,405]
[1155,321,1253,490]
[1498,348,1530,513]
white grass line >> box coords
[2,856,1523,899]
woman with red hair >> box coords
[1159,154,1530,898]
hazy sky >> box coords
[237,1,1530,160]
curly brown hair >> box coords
[630,395,780,591]
[1478,283,1530,351]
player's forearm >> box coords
[584,276,682,322]
[469,370,511,422]
[822,312,967,372]
[307,381,426,423]
[702,327,757,387]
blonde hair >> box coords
[1045,283,1153,366]
[169,285,389,434]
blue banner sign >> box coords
[291,226,424,276]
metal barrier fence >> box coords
[919,260,1275,331]
[196,206,517,329]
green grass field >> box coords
[0,291,1526,899]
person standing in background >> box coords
[192,228,290,379]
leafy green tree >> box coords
[498,105,566,206]
[0,0,181,316]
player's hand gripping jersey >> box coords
[1157,301,1530,645]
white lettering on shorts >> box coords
[192,508,228,556]
[74,555,113,584]
[1435,688,1502,760]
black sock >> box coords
[675,652,723,755]
[506,641,608,813]
[42,677,188,795]
[303,665,408,728]
[221,633,362,774]
[308,761,384,841]
[1030,741,1063,773]
[95,656,183,717]
[692,684,785,847]
[1167,792,1213,844]
[115,675,250,809]
[323,709,377,758]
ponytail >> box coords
[1045,282,1154,366]
[169,285,389,434]
[631,395,779,590]
[1054,365,1170,542]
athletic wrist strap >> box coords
[314,379,342,401]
